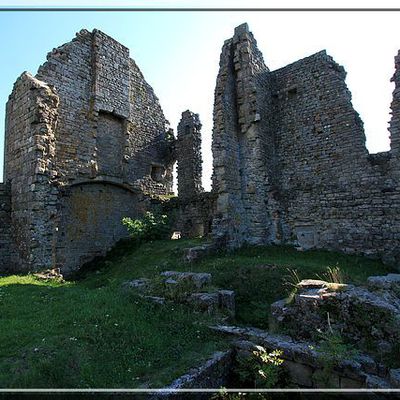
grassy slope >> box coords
[0,239,394,388]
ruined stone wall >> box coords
[126,58,174,195]
[177,110,203,200]
[4,73,59,272]
[56,182,144,274]
[271,51,400,263]
[3,29,174,274]
[35,29,173,193]
[389,50,400,173]
[165,193,217,238]
[161,110,215,239]
[0,183,12,272]
[212,24,273,247]
[212,23,400,264]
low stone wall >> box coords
[153,350,234,399]
[212,325,399,389]
[270,276,400,358]
[0,183,13,272]
[163,193,217,239]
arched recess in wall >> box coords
[55,180,141,275]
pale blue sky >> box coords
[1,11,399,190]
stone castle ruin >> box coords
[211,23,400,265]
[0,23,399,275]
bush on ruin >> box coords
[122,211,169,244]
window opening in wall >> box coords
[288,86,298,98]
[97,111,124,177]
[151,165,166,183]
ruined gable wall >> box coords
[3,29,173,274]
[125,58,174,195]
[35,29,172,193]
[36,29,95,182]
[271,51,400,262]
[34,29,173,274]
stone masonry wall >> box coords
[56,182,144,274]
[3,29,174,274]
[165,192,217,238]
[212,24,273,247]
[177,110,203,200]
[4,73,59,272]
[126,58,174,195]
[271,51,400,263]
[389,50,400,174]
[212,23,400,264]
[35,29,173,193]
[0,183,12,272]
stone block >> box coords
[340,376,365,389]
[284,360,313,387]
[389,369,400,388]
[365,374,391,388]
[144,296,166,305]
[187,292,219,314]
[161,271,212,289]
[122,278,151,290]
[368,274,400,293]
[183,245,214,263]
[218,290,236,316]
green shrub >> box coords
[235,345,285,389]
[122,211,169,244]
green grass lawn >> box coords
[0,238,394,388]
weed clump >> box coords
[235,345,285,389]
[122,211,169,244]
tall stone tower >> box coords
[177,110,203,200]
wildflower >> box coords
[258,369,267,378]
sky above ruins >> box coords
[0,10,399,190]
